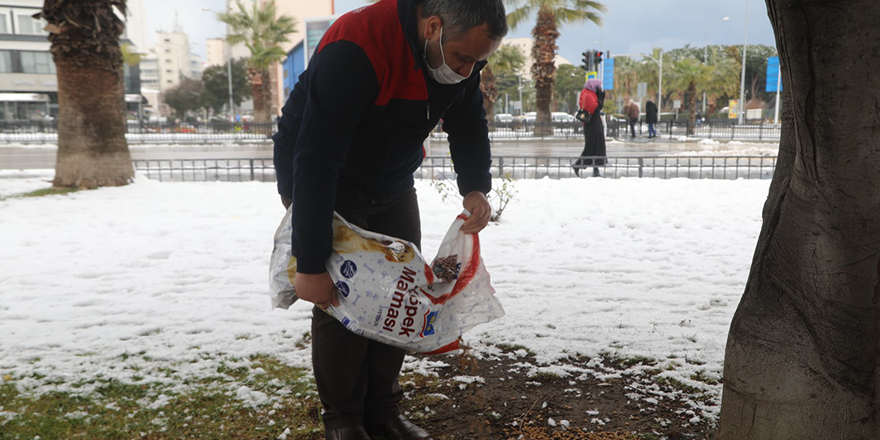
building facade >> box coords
[0,0,147,121]
[0,1,55,121]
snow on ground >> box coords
[0,169,770,420]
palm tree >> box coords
[481,45,525,120]
[665,57,714,135]
[506,0,605,136]
[218,0,296,125]
[701,48,739,116]
[36,0,133,189]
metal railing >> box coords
[0,119,781,143]
[133,155,776,183]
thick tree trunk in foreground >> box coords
[44,0,133,188]
[717,1,880,438]
[54,58,132,188]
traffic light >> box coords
[581,50,591,71]
[593,51,604,66]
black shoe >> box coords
[367,415,432,440]
[325,425,371,440]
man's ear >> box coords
[423,15,442,40]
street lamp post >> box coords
[703,17,731,114]
[612,52,663,118]
[641,53,663,117]
[738,1,749,124]
[225,43,234,120]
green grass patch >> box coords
[493,343,536,357]
[22,187,78,198]
[606,354,658,369]
[0,355,324,440]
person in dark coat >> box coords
[645,99,658,138]
[573,78,606,177]
[272,1,507,439]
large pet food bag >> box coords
[269,208,503,353]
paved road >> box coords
[0,136,777,170]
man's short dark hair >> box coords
[421,0,508,42]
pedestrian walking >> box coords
[271,1,507,439]
[624,99,639,138]
[645,99,658,138]
[573,78,606,177]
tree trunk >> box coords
[530,6,558,137]
[717,1,880,438]
[480,65,497,126]
[686,81,697,136]
[54,58,132,188]
[250,68,271,127]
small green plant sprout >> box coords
[429,173,517,223]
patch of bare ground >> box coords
[397,345,717,440]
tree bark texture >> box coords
[530,6,558,137]
[41,0,133,188]
[250,68,273,127]
[718,1,880,439]
[686,81,697,135]
[480,65,497,124]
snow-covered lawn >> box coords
[0,170,769,422]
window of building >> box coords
[17,15,48,35]
[0,13,8,34]
[20,51,55,74]
[0,50,11,73]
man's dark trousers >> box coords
[309,189,422,431]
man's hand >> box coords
[294,272,339,310]
[461,191,492,234]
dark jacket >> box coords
[645,101,658,123]
[272,0,492,273]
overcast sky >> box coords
[143,0,776,64]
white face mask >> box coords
[424,27,471,85]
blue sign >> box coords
[766,56,782,93]
[603,58,614,90]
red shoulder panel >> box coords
[318,0,428,105]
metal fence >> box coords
[0,119,781,143]
[133,155,776,183]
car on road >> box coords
[493,113,514,128]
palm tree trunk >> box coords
[480,65,498,127]
[51,23,132,188]
[249,68,270,126]
[686,82,697,135]
[531,6,559,137]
